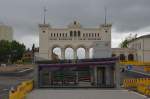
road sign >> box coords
[127,65,133,70]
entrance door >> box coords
[97,67,105,86]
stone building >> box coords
[38,21,111,60]
[112,34,150,62]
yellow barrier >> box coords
[9,80,33,99]
[144,67,150,72]
[120,61,150,66]
[123,78,150,96]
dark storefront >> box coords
[35,58,120,88]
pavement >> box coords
[27,89,148,99]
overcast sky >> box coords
[0,0,150,49]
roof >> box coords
[39,61,116,68]
[38,58,118,68]
[129,34,150,43]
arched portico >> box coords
[50,45,92,60]
[39,21,111,60]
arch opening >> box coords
[128,54,134,61]
[52,47,61,60]
[65,47,74,59]
[119,54,126,61]
[77,47,85,59]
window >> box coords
[86,33,88,37]
[83,33,85,37]
[74,31,77,37]
[89,33,91,37]
[74,21,76,25]
[78,31,81,37]
[70,31,73,37]
[92,33,94,37]
[42,30,46,33]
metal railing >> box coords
[0,89,9,99]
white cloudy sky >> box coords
[0,0,150,49]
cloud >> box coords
[0,0,150,48]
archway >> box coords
[89,48,93,58]
[77,48,85,59]
[52,47,61,59]
[128,54,134,61]
[65,47,74,59]
[119,54,126,61]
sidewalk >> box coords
[27,89,148,99]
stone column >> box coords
[115,62,120,89]
[61,48,65,59]
[49,48,53,60]
[85,48,89,59]
[74,49,77,59]
[34,64,39,88]
[94,66,97,86]
[75,71,79,84]
[105,67,113,86]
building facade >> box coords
[0,24,13,41]
[39,21,111,60]
[112,34,150,62]
[112,48,136,61]
[128,35,150,62]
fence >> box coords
[123,78,150,96]
[9,80,33,99]
[0,89,9,99]
[144,67,150,72]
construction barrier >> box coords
[120,61,150,66]
[9,80,33,99]
[144,67,150,72]
[123,78,150,96]
[123,78,137,88]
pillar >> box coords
[105,67,113,86]
[34,65,39,88]
[115,62,120,89]
[61,48,65,59]
[49,48,53,60]
[75,71,79,84]
[94,66,97,85]
[74,49,77,59]
[85,48,89,59]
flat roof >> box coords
[39,61,116,68]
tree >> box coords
[119,34,137,48]
[0,40,26,63]
[0,40,11,63]
[10,40,26,63]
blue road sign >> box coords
[127,65,133,70]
